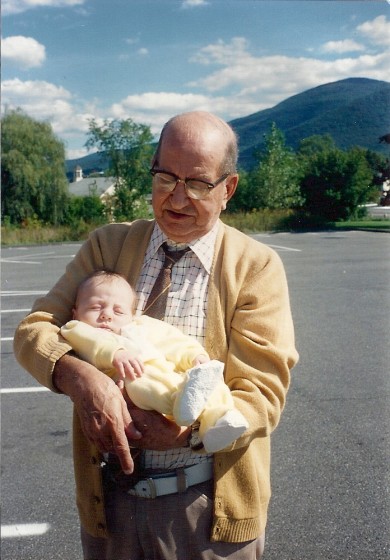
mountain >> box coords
[65,151,111,181]
[66,78,390,175]
[230,77,390,169]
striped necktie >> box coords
[143,242,190,320]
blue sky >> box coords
[2,0,389,159]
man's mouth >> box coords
[165,209,193,220]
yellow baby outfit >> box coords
[60,315,248,453]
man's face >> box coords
[152,125,238,243]
[73,276,135,334]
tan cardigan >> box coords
[14,219,298,543]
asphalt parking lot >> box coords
[1,230,389,559]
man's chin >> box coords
[158,214,197,242]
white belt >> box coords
[127,462,213,499]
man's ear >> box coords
[222,174,239,210]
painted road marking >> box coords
[1,387,50,394]
[1,523,50,538]
[1,291,48,296]
[1,309,31,313]
[266,244,302,252]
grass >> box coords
[1,222,95,246]
[2,211,389,247]
[334,219,390,232]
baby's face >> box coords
[73,276,135,334]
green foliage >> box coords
[221,208,295,233]
[247,123,304,210]
[3,110,386,233]
[1,109,69,225]
[298,141,374,221]
[228,126,381,223]
[64,194,107,226]
[86,118,154,221]
[232,78,390,169]
[226,170,257,213]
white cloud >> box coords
[3,0,85,16]
[357,15,390,48]
[181,0,208,8]
[125,37,139,45]
[138,48,149,56]
[322,39,365,54]
[191,37,249,66]
[110,92,215,134]
[188,31,390,105]
[1,78,94,156]
[2,36,46,69]
[3,15,389,159]
[108,91,258,136]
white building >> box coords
[68,166,116,199]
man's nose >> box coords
[170,181,189,207]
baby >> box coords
[60,270,248,453]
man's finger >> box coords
[112,432,134,474]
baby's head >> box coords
[73,270,136,334]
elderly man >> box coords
[14,111,298,560]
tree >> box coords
[1,109,69,225]
[85,118,154,221]
[249,123,303,210]
[298,142,373,221]
[64,194,107,226]
[297,134,336,158]
[225,169,257,213]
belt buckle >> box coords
[128,477,157,499]
[145,478,157,499]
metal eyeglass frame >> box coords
[150,168,230,200]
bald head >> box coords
[153,111,238,175]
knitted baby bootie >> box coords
[202,410,249,453]
[173,360,224,426]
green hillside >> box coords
[66,78,390,175]
[230,77,390,169]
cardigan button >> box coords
[91,456,98,465]
[93,495,101,505]
[97,523,105,531]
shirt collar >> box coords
[146,221,220,274]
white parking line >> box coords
[2,251,55,261]
[1,309,30,313]
[266,244,302,252]
[1,387,50,394]
[0,260,42,264]
[1,523,50,538]
[1,291,48,296]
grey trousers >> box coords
[81,479,265,560]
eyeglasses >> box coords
[150,169,230,201]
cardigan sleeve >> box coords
[13,222,149,391]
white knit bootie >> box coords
[173,360,225,426]
[202,410,249,453]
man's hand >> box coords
[53,353,142,474]
[126,400,190,450]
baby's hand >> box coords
[192,354,210,366]
[112,349,144,383]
